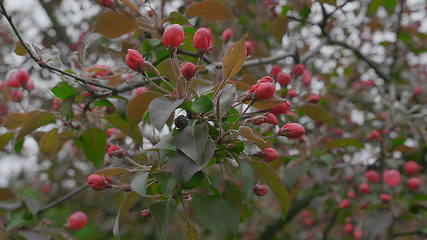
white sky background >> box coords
[0,0,427,186]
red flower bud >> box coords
[380,193,392,203]
[261,147,279,162]
[10,90,24,102]
[302,70,312,87]
[24,79,35,91]
[270,101,291,115]
[347,191,356,199]
[270,65,281,78]
[404,161,420,175]
[180,62,197,79]
[87,174,112,190]
[221,28,233,42]
[287,90,298,98]
[367,130,381,141]
[67,211,88,230]
[344,223,354,235]
[339,199,350,209]
[383,169,401,187]
[293,63,305,75]
[245,41,254,56]
[8,72,23,88]
[99,0,114,7]
[353,229,363,240]
[249,115,265,125]
[140,209,151,218]
[365,170,380,183]
[134,87,147,96]
[308,94,320,104]
[276,72,292,86]
[413,85,423,96]
[248,82,275,100]
[253,184,268,197]
[257,76,274,83]
[106,128,118,137]
[125,49,145,72]
[162,24,184,48]
[278,123,305,138]
[193,28,213,53]
[107,145,125,158]
[264,112,278,125]
[407,177,421,191]
[358,183,370,194]
[14,69,30,85]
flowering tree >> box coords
[0,0,427,239]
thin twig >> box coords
[36,184,89,215]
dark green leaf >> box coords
[174,122,209,164]
[192,95,213,113]
[80,128,107,168]
[154,173,176,195]
[51,82,76,99]
[148,97,184,131]
[131,172,149,196]
[326,138,364,150]
[60,96,74,121]
[240,160,256,201]
[150,199,177,240]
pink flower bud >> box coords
[221,28,233,42]
[413,85,423,96]
[287,90,298,98]
[10,90,24,102]
[365,170,380,183]
[383,169,401,187]
[270,101,291,115]
[106,128,118,137]
[344,223,354,235]
[162,24,184,48]
[253,184,268,197]
[180,62,197,79]
[380,193,392,203]
[99,0,114,7]
[107,145,125,158]
[302,70,312,87]
[140,209,151,218]
[261,147,279,162]
[245,41,254,56]
[308,94,320,104]
[264,112,278,125]
[353,229,363,240]
[193,28,213,53]
[339,199,350,209]
[293,63,305,75]
[67,211,88,230]
[278,123,305,138]
[276,72,292,86]
[367,130,381,141]
[125,49,145,72]
[358,183,370,194]
[134,87,148,96]
[404,161,420,175]
[14,69,30,85]
[8,73,22,88]
[270,65,281,78]
[24,79,35,91]
[248,82,275,100]
[257,76,274,83]
[407,177,421,191]
[87,174,112,190]
[347,191,356,199]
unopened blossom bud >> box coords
[261,147,279,162]
[270,65,281,78]
[380,193,392,203]
[270,101,291,115]
[287,90,298,99]
[87,174,112,190]
[264,112,278,125]
[253,184,268,197]
[99,0,114,7]
[365,170,380,183]
[308,94,320,104]
[257,76,274,83]
[180,62,197,79]
[162,24,184,49]
[293,63,305,75]
[339,199,350,209]
[245,41,254,56]
[107,145,125,158]
[407,177,421,191]
[134,87,147,96]
[276,72,292,86]
[248,82,275,100]
[10,90,24,102]
[404,161,420,175]
[125,49,145,72]
[67,211,88,230]
[383,169,401,187]
[193,28,213,53]
[358,183,370,194]
[221,28,233,42]
[278,123,305,138]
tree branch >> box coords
[321,209,339,240]
[36,184,89,215]
[389,0,404,78]
[38,0,72,46]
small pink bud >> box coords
[347,191,356,199]
[87,174,112,190]
[365,170,380,183]
[245,41,254,56]
[404,161,420,175]
[257,76,274,83]
[253,184,268,197]
[162,24,184,48]
[344,223,354,235]
[287,90,298,99]
[221,28,233,42]
[99,0,114,7]
[293,63,305,75]
[276,72,292,86]
[264,112,278,125]
[10,90,24,102]
[368,130,381,141]
[193,28,213,53]
[67,211,88,230]
[106,128,118,137]
[302,70,312,87]
[380,193,392,203]
[358,183,370,194]
[413,85,423,96]
[407,177,421,191]
[180,62,197,79]
[24,79,35,91]
[270,101,291,115]
[248,82,275,100]
[107,145,125,158]
[270,65,281,78]
[125,49,145,72]
[339,199,350,209]
[278,123,305,138]
[140,209,151,218]
[308,94,320,104]
[353,229,363,240]
[134,87,148,96]
[261,147,279,162]
[383,169,401,187]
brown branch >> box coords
[36,184,89,215]
[389,0,404,78]
[321,209,339,240]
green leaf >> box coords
[191,194,239,240]
[168,11,190,25]
[39,128,59,157]
[223,180,242,207]
[167,139,215,184]
[150,199,177,240]
[326,138,364,150]
[154,173,176,195]
[80,128,107,168]
[148,135,176,151]
[182,171,204,190]
[174,122,209,164]
[299,105,333,124]
[148,97,184,131]
[0,132,15,150]
[250,161,290,217]
[60,96,74,121]
[240,160,256,201]
[113,192,139,237]
[16,111,56,141]
[51,82,76,99]
[130,172,149,196]
[192,95,213,113]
